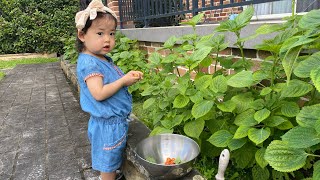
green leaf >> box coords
[192,100,214,119]
[190,47,212,62]
[184,119,204,139]
[294,51,320,78]
[210,75,227,93]
[311,67,320,93]
[277,120,294,130]
[143,98,156,110]
[296,104,320,128]
[298,9,320,29]
[180,13,204,28]
[189,91,203,103]
[281,102,300,117]
[264,140,308,172]
[207,130,233,147]
[314,160,320,180]
[235,5,254,30]
[194,75,212,90]
[248,127,271,145]
[234,126,251,139]
[252,164,270,180]
[217,100,236,113]
[316,119,320,134]
[227,71,254,88]
[280,79,313,98]
[232,144,257,168]
[235,109,259,126]
[163,36,178,48]
[255,148,268,169]
[228,138,246,151]
[260,87,272,96]
[254,108,271,123]
[149,126,173,136]
[250,99,265,110]
[231,92,254,113]
[173,95,190,108]
[149,52,161,65]
[282,45,302,82]
[264,116,287,127]
[281,126,320,148]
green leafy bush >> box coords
[0,0,78,54]
[140,7,320,179]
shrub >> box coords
[0,0,78,54]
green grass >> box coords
[0,57,58,81]
[0,57,58,69]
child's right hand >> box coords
[121,70,143,86]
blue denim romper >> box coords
[76,53,132,173]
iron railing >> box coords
[118,0,282,28]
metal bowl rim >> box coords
[135,133,200,166]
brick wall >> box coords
[137,41,270,77]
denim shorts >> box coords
[88,116,129,173]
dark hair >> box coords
[76,0,117,52]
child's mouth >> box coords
[103,45,110,50]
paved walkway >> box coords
[0,62,99,179]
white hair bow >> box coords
[75,0,117,30]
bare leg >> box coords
[100,172,116,180]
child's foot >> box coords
[98,170,124,180]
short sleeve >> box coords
[77,56,104,82]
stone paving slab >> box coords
[0,62,99,180]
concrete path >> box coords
[0,62,99,179]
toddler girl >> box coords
[75,0,143,179]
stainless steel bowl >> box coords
[135,133,200,179]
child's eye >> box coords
[97,32,103,36]
[110,32,115,36]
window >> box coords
[252,0,320,20]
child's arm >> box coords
[86,70,143,101]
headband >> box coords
[75,0,118,30]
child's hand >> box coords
[121,70,143,86]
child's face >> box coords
[78,15,116,59]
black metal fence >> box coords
[118,0,281,28]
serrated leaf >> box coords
[250,99,265,110]
[228,138,246,151]
[252,164,270,180]
[189,91,203,103]
[163,36,177,48]
[281,126,320,148]
[280,79,313,98]
[235,5,254,29]
[149,127,173,136]
[194,75,212,90]
[217,100,236,112]
[248,127,271,145]
[294,51,320,78]
[233,126,251,139]
[207,130,233,147]
[235,109,258,126]
[314,160,320,180]
[264,116,287,127]
[281,102,300,117]
[143,98,156,109]
[232,143,256,168]
[316,119,320,134]
[231,93,254,113]
[210,75,228,93]
[173,95,189,108]
[227,71,254,88]
[311,67,320,93]
[149,52,161,65]
[296,104,320,128]
[260,87,272,96]
[298,9,320,29]
[190,47,212,62]
[192,100,214,119]
[255,148,268,168]
[254,108,271,123]
[264,140,308,172]
[282,46,302,82]
[184,119,204,139]
[277,120,294,130]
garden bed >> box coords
[60,60,205,179]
